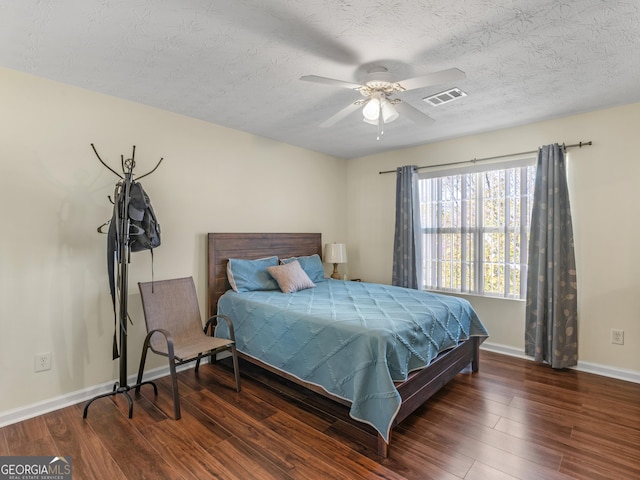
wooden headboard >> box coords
[207,233,322,316]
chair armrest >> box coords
[145,328,176,357]
[205,314,236,342]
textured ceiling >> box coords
[1,0,639,159]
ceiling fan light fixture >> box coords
[381,99,399,123]
[362,97,381,121]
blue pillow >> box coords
[281,254,326,283]
[227,256,279,292]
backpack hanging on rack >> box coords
[127,181,161,252]
[106,180,161,359]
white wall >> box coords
[1,65,637,422]
[0,68,347,415]
[347,103,640,375]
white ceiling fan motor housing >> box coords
[359,67,399,97]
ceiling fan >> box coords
[300,66,466,139]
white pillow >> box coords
[267,260,316,293]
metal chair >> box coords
[136,276,240,419]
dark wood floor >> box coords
[1,350,639,479]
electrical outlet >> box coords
[611,329,624,345]
[34,352,51,372]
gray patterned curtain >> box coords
[392,165,422,289]
[525,144,578,368]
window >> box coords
[418,159,536,299]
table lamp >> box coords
[324,243,347,280]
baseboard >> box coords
[0,362,194,429]
[480,342,529,360]
[481,341,640,384]
[574,360,640,384]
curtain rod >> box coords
[378,141,593,175]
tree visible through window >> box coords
[418,160,536,299]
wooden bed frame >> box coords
[207,232,483,457]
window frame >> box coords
[417,156,536,299]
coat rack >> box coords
[83,144,163,419]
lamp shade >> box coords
[362,98,381,121]
[363,98,398,125]
[324,243,347,264]
[381,99,399,123]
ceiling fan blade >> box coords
[397,68,466,92]
[395,101,435,125]
[319,102,362,128]
[300,75,363,90]
[215,4,358,65]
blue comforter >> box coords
[216,280,488,442]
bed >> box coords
[207,232,489,457]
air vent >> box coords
[423,88,467,106]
